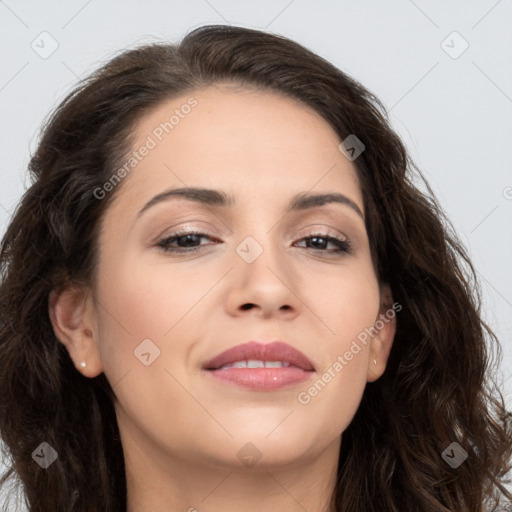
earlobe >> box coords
[366,284,397,383]
[366,357,379,382]
[48,286,103,377]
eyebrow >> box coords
[136,187,365,220]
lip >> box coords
[202,341,315,391]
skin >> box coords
[49,84,396,512]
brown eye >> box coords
[157,231,216,253]
[295,233,352,254]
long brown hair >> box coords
[0,25,510,512]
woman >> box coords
[0,24,510,512]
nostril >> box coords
[241,303,255,310]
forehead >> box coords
[109,85,363,214]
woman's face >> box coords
[56,85,395,471]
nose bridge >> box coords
[234,219,285,278]
[231,192,288,262]
[227,224,301,316]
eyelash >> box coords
[156,230,352,255]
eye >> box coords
[294,232,352,254]
[156,230,352,255]
[156,231,216,253]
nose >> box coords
[224,235,303,320]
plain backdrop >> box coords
[0,0,511,508]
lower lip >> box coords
[204,367,314,391]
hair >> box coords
[0,24,510,512]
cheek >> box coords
[96,253,208,340]
[305,257,380,345]
[294,261,379,428]
[94,248,236,408]
[295,308,375,439]
[94,258,203,437]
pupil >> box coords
[311,237,325,249]
[180,234,199,247]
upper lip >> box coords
[202,341,315,371]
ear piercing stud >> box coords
[373,359,377,365]
[79,362,87,368]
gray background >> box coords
[1,0,511,508]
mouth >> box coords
[202,340,315,391]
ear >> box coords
[48,286,104,377]
[367,283,397,383]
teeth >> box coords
[219,360,292,370]
[231,361,248,368]
[264,361,286,368]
